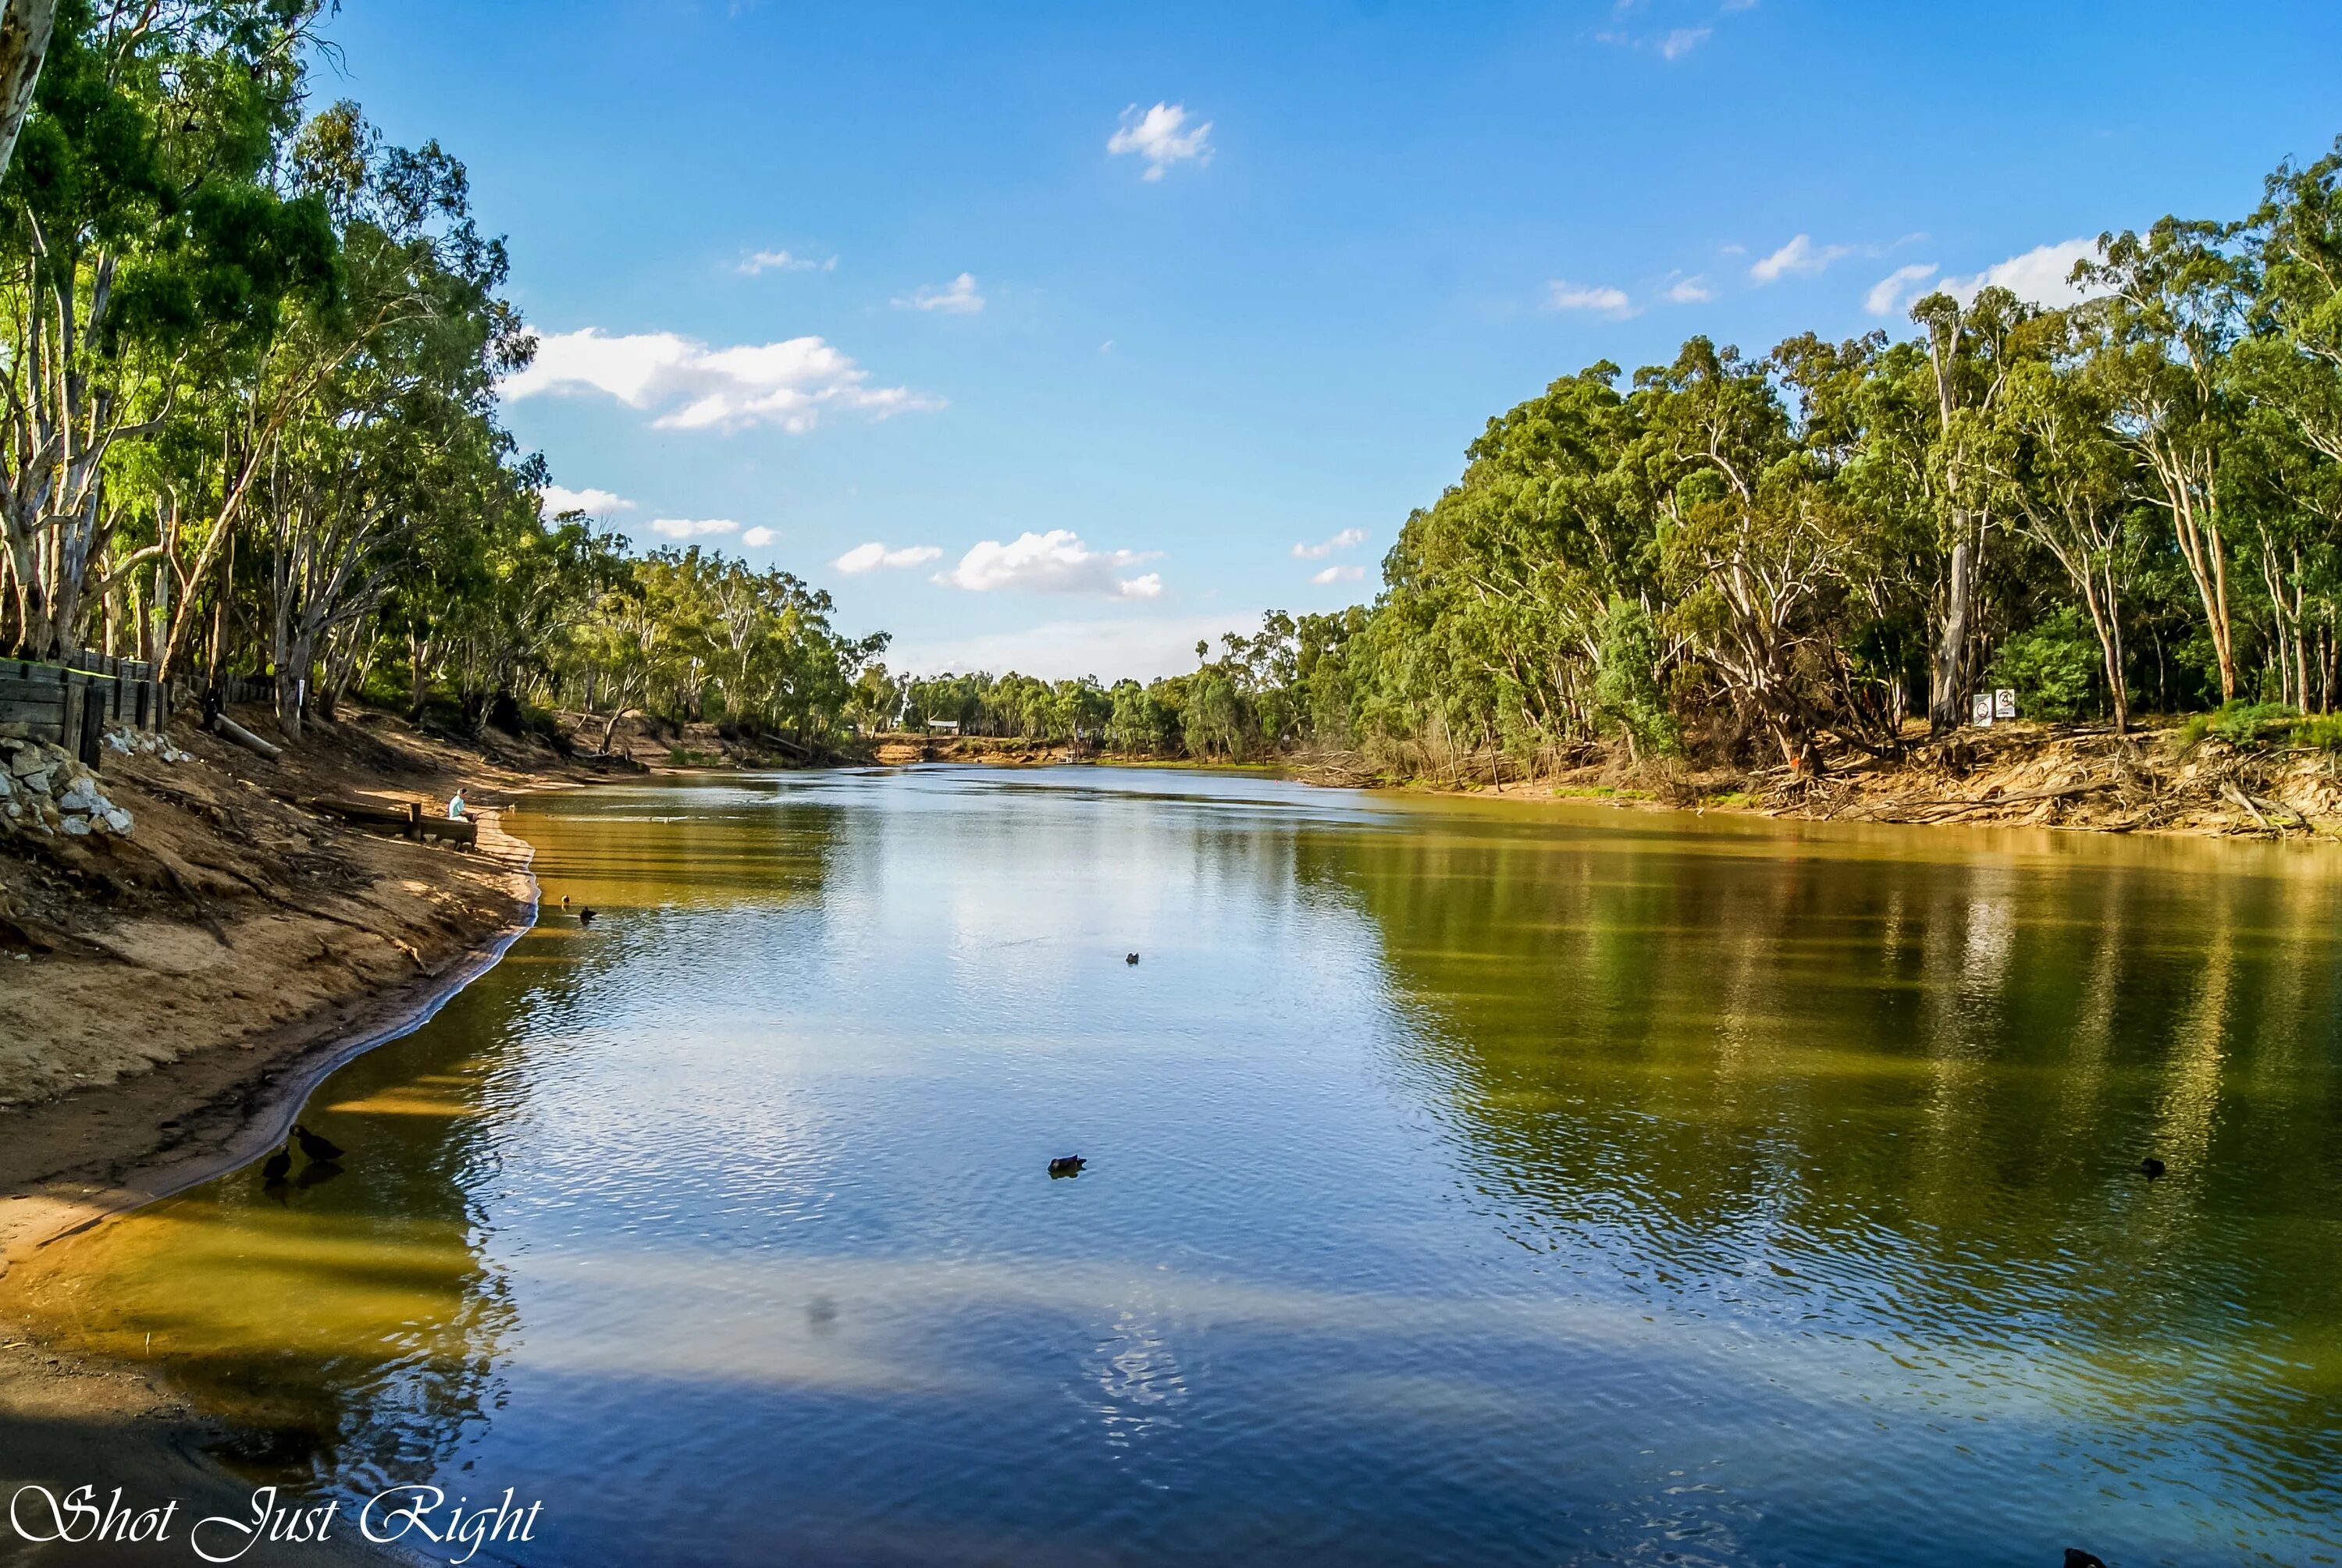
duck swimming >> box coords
[1048,1156,1086,1177]
[261,1145,292,1185]
[1124,952,1139,965]
[293,1123,343,1162]
[2139,1157,2166,1179]
[578,907,597,927]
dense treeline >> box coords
[0,2,884,752]
[11,12,2341,780]
[905,140,2342,776]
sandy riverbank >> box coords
[0,705,580,1565]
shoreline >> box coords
[1,709,562,1566]
[0,808,542,1568]
[0,806,540,1278]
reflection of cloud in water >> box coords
[496,1246,2174,1434]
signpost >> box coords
[1971,692,1994,727]
[1994,688,2016,720]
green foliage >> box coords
[1593,597,1679,759]
[1986,607,2105,720]
[2293,713,2342,749]
[2177,700,2301,748]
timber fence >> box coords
[0,652,176,766]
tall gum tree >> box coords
[2078,218,2253,702]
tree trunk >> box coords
[0,0,55,185]
[276,630,313,741]
[1928,538,1974,735]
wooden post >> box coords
[77,674,104,766]
[405,801,422,841]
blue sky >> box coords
[316,0,2342,679]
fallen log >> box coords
[208,710,283,760]
[308,795,479,849]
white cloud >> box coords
[539,484,633,518]
[895,272,984,314]
[649,517,741,539]
[1659,26,1711,59]
[1750,233,1853,283]
[1665,275,1716,304]
[936,530,1164,599]
[1546,279,1635,316]
[1292,528,1367,560]
[738,249,837,276]
[834,542,945,574]
[1108,102,1213,180]
[1943,238,2102,309]
[1311,564,1365,585]
[742,526,777,547]
[1865,261,1941,317]
[892,611,1255,682]
[502,327,940,434]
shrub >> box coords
[2293,713,2342,751]
[2177,699,2299,748]
[1985,607,2103,720]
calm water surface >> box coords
[23,768,2342,1566]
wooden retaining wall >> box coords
[0,652,175,766]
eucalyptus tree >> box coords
[0,0,330,659]
[0,0,55,180]
[2077,218,2254,702]
[1991,339,2140,730]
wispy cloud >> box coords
[1292,528,1366,560]
[738,249,837,276]
[1944,238,2102,309]
[1864,261,1941,317]
[1108,102,1213,180]
[539,485,634,518]
[894,272,984,314]
[1750,233,1853,283]
[1310,564,1365,585]
[834,542,944,575]
[503,327,940,434]
[936,530,1163,599]
[650,517,740,539]
[742,526,776,547]
[1658,26,1711,59]
[1665,274,1716,304]
[1546,279,1635,316]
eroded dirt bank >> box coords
[0,703,593,1564]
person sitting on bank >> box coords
[447,789,468,820]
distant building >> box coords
[926,718,961,734]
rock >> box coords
[9,752,44,779]
[58,780,105,814]
[59,816,91,836]
[0,771,11,798]
[20,770,51,795]
[101,807,133,835]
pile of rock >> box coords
[0,734,137,839]
[102,724,194,764]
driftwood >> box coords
[306,795,477,849]
[208,710,283,760]
[2219,781,2312,833]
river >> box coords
[19,767,2342,1566]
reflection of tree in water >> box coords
[1299,818,2342,1502]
